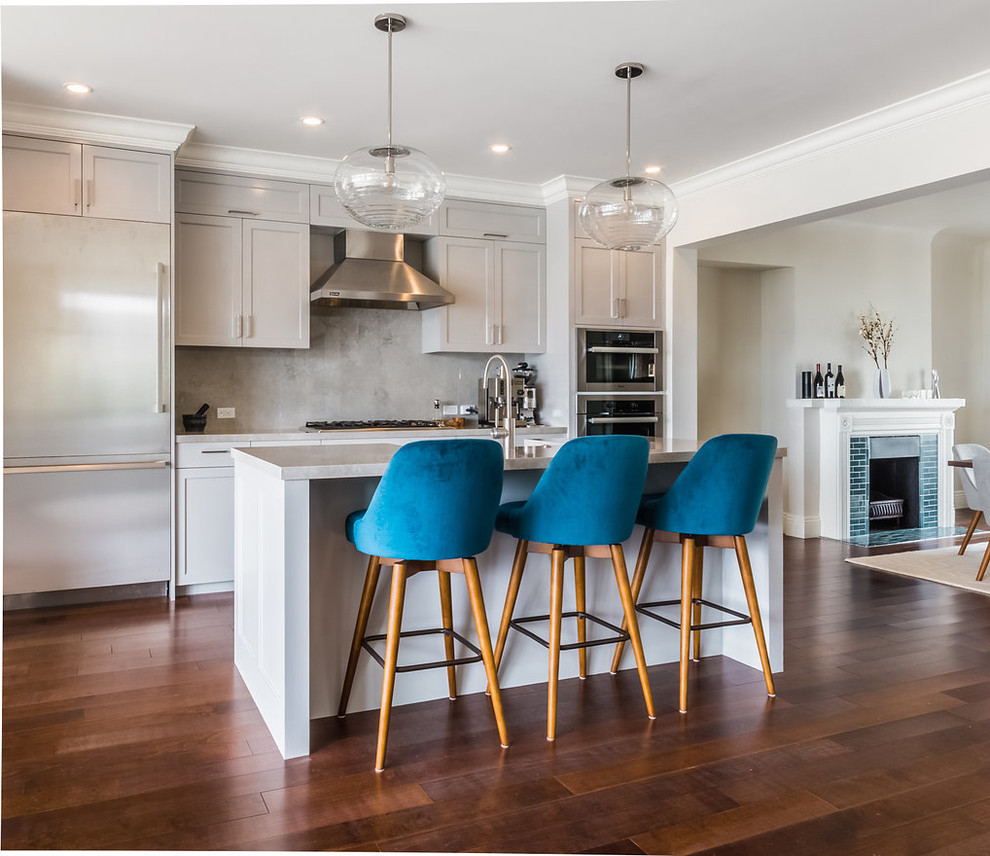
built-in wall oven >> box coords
[577,328,661,392]
[577,398,662,437]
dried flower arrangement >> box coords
[858,306,895,369]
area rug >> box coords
[845,545,990,596]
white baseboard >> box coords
[784,513,821,539]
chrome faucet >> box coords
[482,354,516,454]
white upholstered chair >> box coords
[968,454,990,582]
[952,444,990,557]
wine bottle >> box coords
[836,364,846,398]
[814,363,824,398]
[825,363,835,398]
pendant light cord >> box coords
[385,21,393,149]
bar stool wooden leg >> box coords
[546,546,566,741]
[691,546,704,662]
[574,554,587,679]
[977,540,990,582]
[734,536,775,697]
[375,563,408,773]
[960,510,984,555]
[610,530,654,674]
[610,544,655,720]
[438,570,457,700]
[493,540,529,672]
[678,538,697,713]
[338,555,382,718]
[462,558,509,749]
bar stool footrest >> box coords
[361,628,483,673]
[637,598,753,631]
[509,610,630,651]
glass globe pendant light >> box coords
[578,63,678,252]
[334,13,445,231]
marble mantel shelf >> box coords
[788,398,966,412]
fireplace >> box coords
[791,398,964,541]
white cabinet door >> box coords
[242,220,310,348]
[496,241,545,352]
[2,137,81,215]
[439,199,545,243]
[422,236,495,352]
[3,137,170,222]
[176,467,235,586]
[574,239,617,325]
[175,213,243,347]
[83,145,170,223]
[176,170,308,223]
[620,248,662,328]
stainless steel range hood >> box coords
[310,231,453,311]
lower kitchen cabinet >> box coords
[176,466,234,587]
[175,439,320,589]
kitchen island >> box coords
[232,438,785,758]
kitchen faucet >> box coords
[482,354,516,455]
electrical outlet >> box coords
[442,405,458,416]
[217,407,235,419]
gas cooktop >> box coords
[303,419,441,432]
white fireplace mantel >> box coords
[789,398,965,540]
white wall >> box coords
[696,220,940,535]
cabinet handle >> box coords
[73,179,81,209]
[496,324,503,345]
[235,315,243,339]
[482,232,508,239]
[244,315,254,338]
[86,179,94,209]
[200,449,231,455]
[610,298,619,319]
[156,262,169,414]
[228,209,260,216]
[619,298,627,317]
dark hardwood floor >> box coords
[5,524,990,853]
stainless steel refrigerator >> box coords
[3,211,172,599]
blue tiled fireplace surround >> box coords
[848,433,939,539]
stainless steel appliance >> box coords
[478,361,539,427]
[577,328,661,392]
[577,398,661,437]
[3,212,172,600]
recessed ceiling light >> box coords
[300,116,325,127]
[489,143,511,154]
[63,82,92,94]
[644,164,662,175]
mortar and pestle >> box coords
[182,403,210,432]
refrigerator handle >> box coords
[156,262,170,414]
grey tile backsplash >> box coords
[175,309,521,432]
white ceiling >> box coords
[4,0,990,196]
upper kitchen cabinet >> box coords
[422,200,546,354]
[573,238,663,329]
[175,170,308,223]
[309,185,439,236]
[438,199,545,243]
[2,135,171,223]
[175,212,309,349]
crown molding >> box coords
[1,102,193,153]
[541,175,598,205]
[672,69,990,200]
[176,140,549,205]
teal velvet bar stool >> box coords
[492,435,656,741]
[337,439,509,772]
[611,433,777,713]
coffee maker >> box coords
[477,362,538,427]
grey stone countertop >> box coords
[176,425,567,444]
[229,437,715,482]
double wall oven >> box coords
[576,328,663,437]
